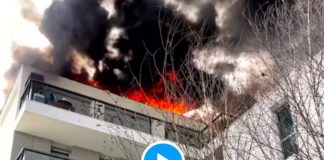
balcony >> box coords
[18,79,206,144]
[19,80,152,134]
[14,79,205,158]
[16,148,70,160]
[15,80,161,158]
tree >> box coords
[121,0,324,160]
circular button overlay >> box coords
[141,141,185,160]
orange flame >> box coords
[126,71,193,114]
[73,70,196,115]
[127,89,188,114]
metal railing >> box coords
[19,79,206,148]
[16,148,71,160]
[19,80,152,134]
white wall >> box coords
[0,66,25,160]
[223,92,285,160]
[221,52,324,160]
[289,54,324,160]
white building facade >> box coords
[216,53,324,160]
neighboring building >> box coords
[0,66,206,160]
[214,53,324,160]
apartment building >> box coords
[0,66,206,160]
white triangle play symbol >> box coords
[157,154,168,160]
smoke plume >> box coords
[2,0,284,117]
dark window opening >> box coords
[277,104,297,159]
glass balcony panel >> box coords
[21,80,153,134]
[30,82,91,116]
[104,105,151,133]
[165,123,205,148]
[20,80,207,149]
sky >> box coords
[0,0,19,110]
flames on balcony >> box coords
[73,67,198,114]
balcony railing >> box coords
[19,79,206,148]
[20,80,151,134]
[16,148,70,160]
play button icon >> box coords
[141,141,184,160]
[157,154,168,160]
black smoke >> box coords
[6,0,288,112]
[40,0,218,94]
[40,0,108,72]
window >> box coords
[165,123,204,148]
[276,104,297,159]
[51,147,70,159]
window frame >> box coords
[50,146,70,159]
[275,103,298,159]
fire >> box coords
[127,89,188,114]
[72,70,195,115]
[126,71,194,114]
